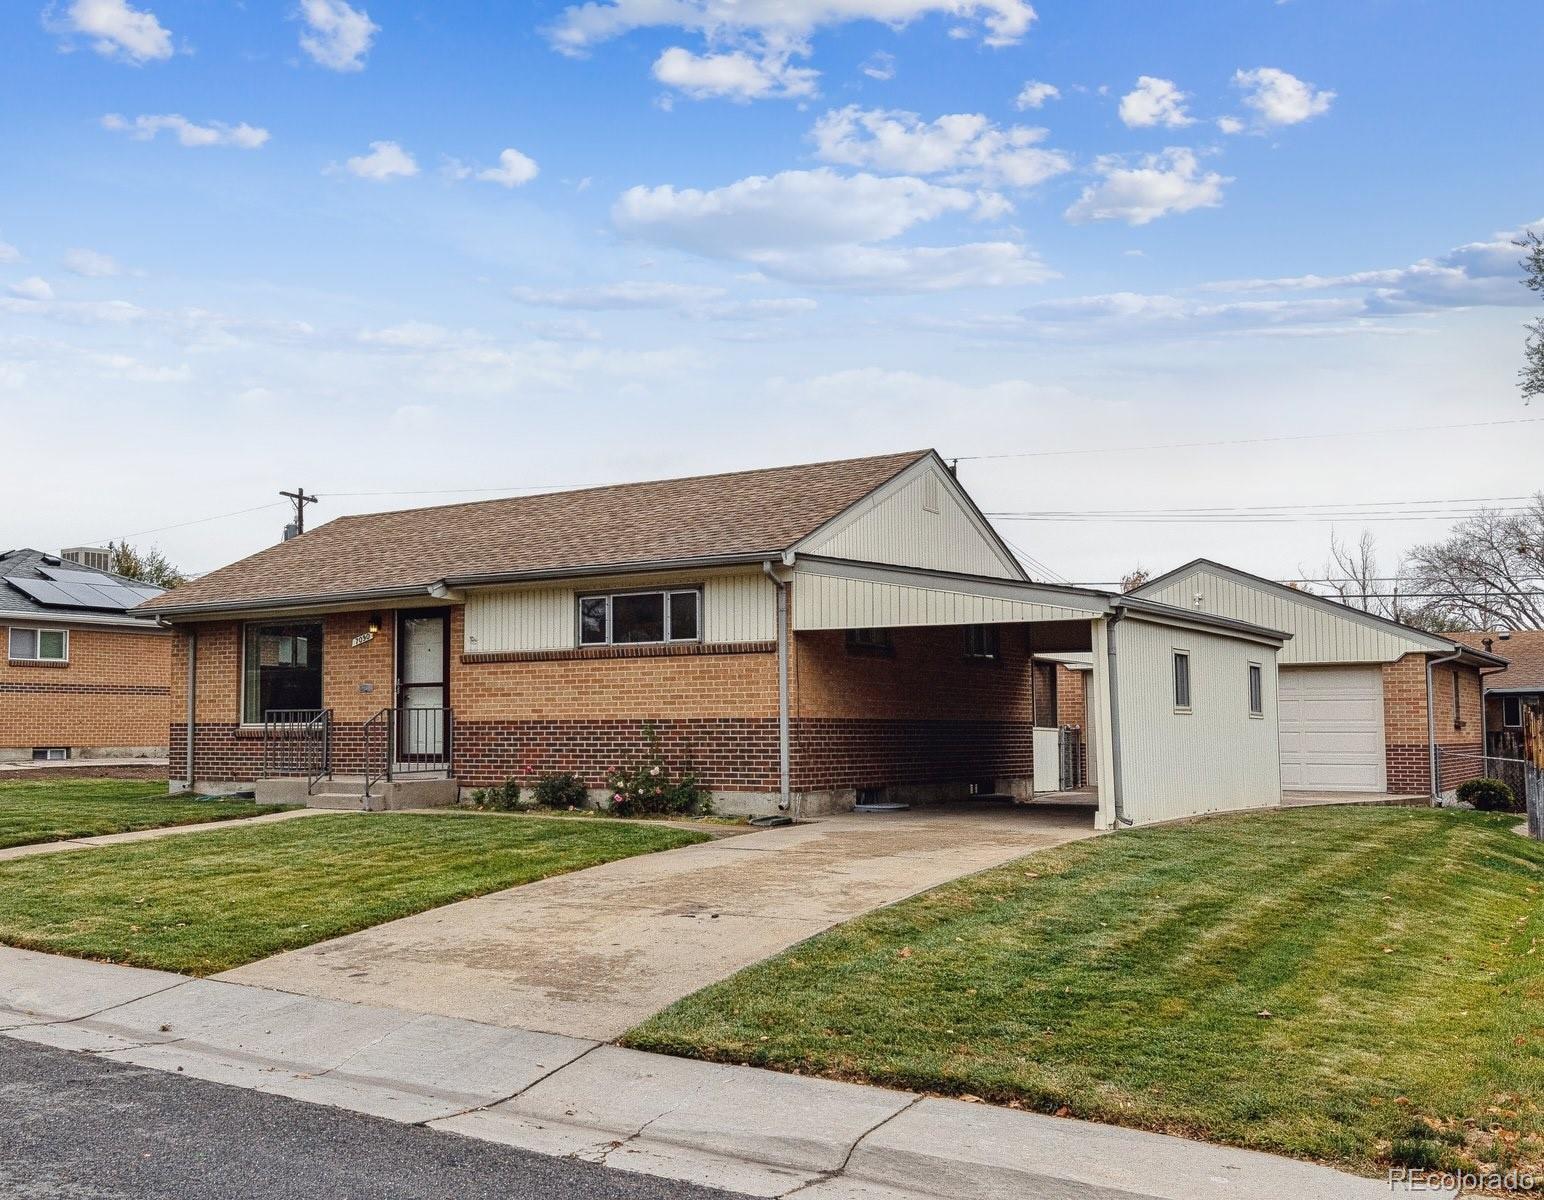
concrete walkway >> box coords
[0,947,1421,1200]
[220,801,1098,1039]
[0,807,322,862]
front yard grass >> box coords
[626,806,1544,1179]
[0,811,705,974]
[0,779,292,849]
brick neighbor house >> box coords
[1452,629,1544,753]
[0,548,171,762]
[1132,559,1505,797]
[139,450,1292,828]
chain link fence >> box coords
[1436,745,1541,837]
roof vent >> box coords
[61,546,112,572]
[41,554,61,566]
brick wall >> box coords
[0,622,171,754]
[1381,654,1486,794]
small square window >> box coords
[1247,663,1263,717]
[964,625,999,660]
[1173,650,1192,711]
[1503,696,1523,728]
[32,747,68,761]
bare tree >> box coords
[108,541,187,590]
[1322,530,1399,620]
[1402,497,1544,630]
[1521,230,1544,404]
[1119,567,1150,593]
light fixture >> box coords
[368,613,382,634]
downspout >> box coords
[1425,648,1463,802]
[763,561,791,813]
[1105,608,1131,827]
[184,625,197,795]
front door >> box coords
[396,609,449,761]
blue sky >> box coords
[2,0,1540,585]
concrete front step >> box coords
[255,776,459,812]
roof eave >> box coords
[441,551,780,589]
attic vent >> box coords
[921,473,941,514]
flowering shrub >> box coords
[606,732,710,817]
[531,771,589,809]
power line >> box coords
[84,501,289,547]
[953,416,1544,463]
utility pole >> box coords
[279,487,318,535]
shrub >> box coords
[531,771,589,809]
[1456,777,1521,813]
[605,729,712,818]
[483,778,526,812]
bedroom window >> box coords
[241,620,324,723]
[577,589,700,646]
[9,627,67,662]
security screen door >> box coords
[396,610,448,759]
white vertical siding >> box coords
[1139,566,1433,666]
[798,459,1020,579]
[463,567,775,653]
[1113,615,1281,826]
[792,571,1098,631]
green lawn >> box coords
[0,812,705,974]
[0,779,293,849]
[626,807,1544,1179]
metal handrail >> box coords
[261,708,332,793]
[364,706,453,796]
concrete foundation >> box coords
[0,745,166,763]
[255,776,459,812]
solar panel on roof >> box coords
[39,568,122,586]
[10,579,85,607]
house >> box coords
[0,548,171,762]
[1131,559,1506,797]
[139,451,1290,829]
[1451,629,1544,750]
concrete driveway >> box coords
[220,801,1097,1040]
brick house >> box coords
[0,549,171,762]
[1452,629,1544,752]
[1132,559,1505,797]
[140,451,1290,828]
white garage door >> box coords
[1278,666,1387,792]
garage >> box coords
[1278,666,1386,792]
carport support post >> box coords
[1089,615,1126,830]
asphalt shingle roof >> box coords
[1453,629,1544,691]
[140,450,933,614]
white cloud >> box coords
[475,148,540,187]
[63,248,121,277]
[1065,148,1228,225]
[0,240,19,264]
[1118,76,1194,128]
[297,0,378,72]
[102,113,270,148]
[51,0,172,64]
[612,168,1044,292]
[512,281,727,310]
[549,0,1037,53]
[1233,67,1334,127]
[1014,80,1059,109]
[343,141,418,181]
[9,277,56,301]
[810,107,1070,188]
[861,50,895,80]
[652,46,818,100]
[1216,115,1245,135]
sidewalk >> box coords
[0,807,321,862]
[0,947,1432,1200]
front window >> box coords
[1503,695,1523,728]
[1173,650,1192,711]
[242,620,324,723]
[577,590,700,646]
[9,627,68,662]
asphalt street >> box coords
[0,1037,751,1200]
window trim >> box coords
[1503,695,1523,729]
[239,618,326,725]
[8,626,68,663]
[1247,661,1264,718]
[1172,649,1192,713]
[575,587,702,648]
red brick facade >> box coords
[1,621,171,757]
[1381,653,1486,794]
[171,604,1040,804]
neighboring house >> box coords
[1451,630,1544,750]
[1131,559,1505,797]
[139,451,1290,829]
[0,548,171,762]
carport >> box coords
[781,556,1290,829]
